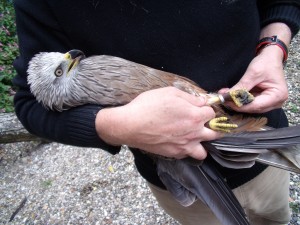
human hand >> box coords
[96,87,221,160]
[220,45,288,113]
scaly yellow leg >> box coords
[205,89,254,132]
[208,117,238,133]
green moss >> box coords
[0,0,18,112]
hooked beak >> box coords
[64,49,86,74]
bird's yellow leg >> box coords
[208,117,238,133]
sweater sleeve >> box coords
[257,0,300,36]
[13,0,121,154]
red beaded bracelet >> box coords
[255,35,288,63]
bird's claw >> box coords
[229,89,254,107]
[208,117,238,132]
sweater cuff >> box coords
[260,5,300,37]
[65,104,121,154]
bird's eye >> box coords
[55,67,63,77]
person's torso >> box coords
[48,0,260,91]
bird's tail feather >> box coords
[207,125,300,172]
[222,124,300,141]
[256,147,300,173]
[157,158,250,225]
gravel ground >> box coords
[285,34,300,225]
[0,34,299,225]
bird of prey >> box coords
[27,49,300,225]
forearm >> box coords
[95,106,130,147]
[258,0,300,37]
[259,22,291,45]
[256,1,299,69]
[14,90,120,152]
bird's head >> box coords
[27,49,86,111]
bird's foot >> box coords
[206,89,254,107]
[208,117,238,132]
[229,89,254,107]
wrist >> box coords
[257,22,292,64]
[256,45,285,68]
[255,36,288,63]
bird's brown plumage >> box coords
[27,50,300,225]
[28,52,266,132]
[27,50,300,169]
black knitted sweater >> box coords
[13,0,300,188]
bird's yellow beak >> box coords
[64,50,86,75]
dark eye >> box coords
[55,67,63,77]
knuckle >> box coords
[274,91,288,106]
[191,145,207,160]
[172,147,187,159]
[189,106,216,122]
[188,110,200,122]
[244,100,263,113]
[200,107,216,122]
[176,138,190,145]
[208,107,217,118]
[254,103,264,113]
[182,131,200,143]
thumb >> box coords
[218,88,230,94]
[230,65,266,92]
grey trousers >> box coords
[148,166,290,225]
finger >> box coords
[173,87,208,107]
[188,143,208,160]
[230,70,263,92]
[225,94,282,113]
[197,106,216,123]
[181,124,222,143]
[200,127,223,141]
